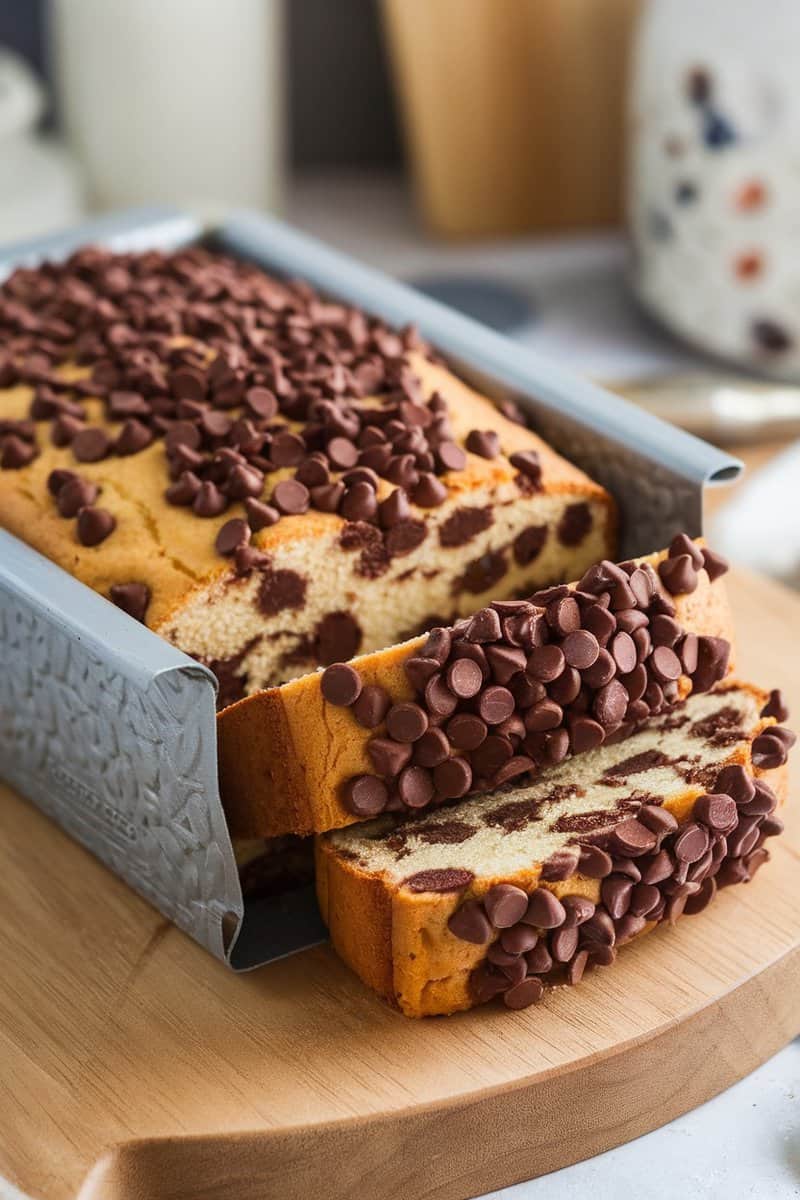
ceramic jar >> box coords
[628,0,800,379]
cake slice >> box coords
[316,682,793,1017]
[0,245,614,704]
[219,536,734,838]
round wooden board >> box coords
[1,568,798,1200]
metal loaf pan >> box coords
[0,207,742,969]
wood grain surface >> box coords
[0,568,798,1200]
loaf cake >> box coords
[316,682,793,1016]
[219,535,734,838]
[0,245,614,705]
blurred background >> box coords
[1,0,799,584]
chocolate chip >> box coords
[215,518,251,557]
[378,488,410,528]
[540,847,580,881]
[109,581,150,623]
[551,925,580,962]
[691,636,730,692]
[343,774,388,817]
[638,805,679,836]
[191,481,227,517]
[310,481,345,513]
[509,450,542,488]
[272,478,310,515]
[114,418,153,456]
[546,596,581,636]
[668,533,704,568]
[327,436,359,470]
[694,793,737,832]
[484,883,529,928]
[448,900,492,944]
[525,943,554,974]
[491,755,535,786]
[352,684,390,728]
[412,472,447,507]
[751,732,789,769]
[523,888,566,929]
[562,630,600,670]
[478,685,515,725]
[340,481,378,523]
[761,688,789,722]
[270,432,306,468]
[569,714,605,753]
[46,468,78,497]
[244,386,278,420]
[525,699,563,732]
[560,896,595,928]
[57,476,99,517]
[321,663,363,707]
[0,433,37,469]
[557,502,592,547]
[165,470,202,506]
[433,756,473,798]
[412,727,451,767]
[594,678,628,727]
[466,429,500,459]
[658,554,698,595]
[527,644,565,683]
[601,875,633,919]
[425,673,459,719]
[109,390,149,418]
[398,765,435,808]
[225,464,265,500]
[446,657,483,699]
[581,648,616,689]
[244,497,280,531]
[386,702,429,743]
[463,608,500,644]
[501,925,539,955]
[578,845,613,879]
[701,546,728,581]
[71,427,111,463]
[367,737,413,778]
[76,506,116,546]
[447,713,488,751]
[611,818,658,856]
[674,821,710,863]
[650,645,682,683]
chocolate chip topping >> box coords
[76,506,116,546]
[438,711,789,1010]
[465,429,500,459]
[332,541,732,818]
[109,581,151,624]
[321,663,363,708]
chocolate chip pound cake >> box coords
[0,245,613,705]
[219,536,734,838]
[316,683,793,1017]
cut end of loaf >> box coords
[317,681,793,1016]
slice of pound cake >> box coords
[219,536,734,837]
[316,682,793,1016]
[0,245,613,703]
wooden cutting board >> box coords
[1,568,798,1200]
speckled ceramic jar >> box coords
[628,0,800,379]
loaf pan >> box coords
[0,206,742,968]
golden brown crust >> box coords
[0,354,612,632]
[219,544,736,838]
[316,686,782,1018]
